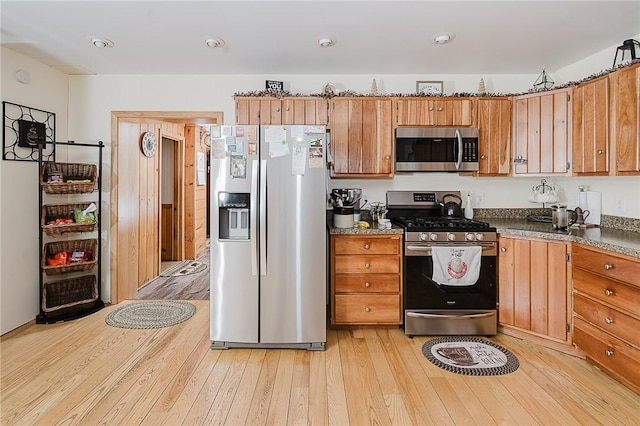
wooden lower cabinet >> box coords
[330,234,402,325]
[498,235,572,349]
[572,243,640,394]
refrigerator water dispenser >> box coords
[218,192,250,240]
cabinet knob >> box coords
[604,317,613,324]
[429,107,434,111]
[365,307,371,312]
[364,282,371,288]
[365,263,371,269]
[604,289,614,296]
[285,107,290,111]
[480,155,486,160]
[438,107,444,111]
[597,149,604,155]
[275,107,281,112]
[364,244,370,249]
[500,247,506,252]
[605,349,613,356]
[603,263,613,270]
[385,155,391,160]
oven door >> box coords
[403,242,497,336]
[404,242,496,310]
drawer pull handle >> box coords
[365,307,371,312]
[605,349,613,356]
[364,244,370,249]
[603,263,613,270]
[364,282,371,288]
[365,263,371,269]
[604,317,613,324]
[604,289,614,296]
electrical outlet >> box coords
[475,192,485,205]
[615,198,626,213]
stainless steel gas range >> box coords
[386,190,498,337]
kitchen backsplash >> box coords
[474,208,640,233]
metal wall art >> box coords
[3,101,55,161]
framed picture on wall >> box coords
[416,81,443,95]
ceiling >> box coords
[1,1,639,76]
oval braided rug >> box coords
[105,301,196,329]
[422,336,519,376]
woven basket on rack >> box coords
[40,162,97,194]
[41,238,98,275]
[42,275,98,312]
[41,203,98,236]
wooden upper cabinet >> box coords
[282,98,328,125]
[572,76,609,175]
[330,97,393,177]
[235,97,328,125]
[476,98,511,175]
[610,63,640,175]
[235,97,261,124]
[395,97,473,126]
[512,88,571,175]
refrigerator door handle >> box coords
[260,159,267,276]
[250,159,258,276]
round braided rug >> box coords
[106,301,196,329]
[422,336,519,376]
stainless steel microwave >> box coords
[395,127,479,172]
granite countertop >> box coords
[487,218,640,258]
[326,214,640,258]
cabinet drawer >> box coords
[334,236,400,255]
[573,293,640,347]
[335,274,400,293]
[334,294,401,324]
[573,317,640,394]
[334,255,400,274]
[573,268,640,315]
[572,244,639,286]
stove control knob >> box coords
[475,233,484,241]
[429,233,438,241]
[447,233,456,241]
[465,233,475,241]
[420,233,428,241]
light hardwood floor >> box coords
[1,300,639,425]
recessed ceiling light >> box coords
[205,38,225,48]
[91,38,114,48]
[318,37,336,48]
[432,32,456,45]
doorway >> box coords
[110,111,222,303]
[160,131,185,267]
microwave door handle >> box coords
[454,128,462,170]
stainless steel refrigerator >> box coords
[210,124,327,350]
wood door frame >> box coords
[110,111,223,303]
[159,129,185,266]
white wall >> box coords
[3,35,640,334]
[0,47,69,334]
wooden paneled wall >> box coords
[114,119,182,301]
[184,125,208,259]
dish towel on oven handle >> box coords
[431,246,482,286]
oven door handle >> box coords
[405,244,495,254]
[406,312,495,320]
